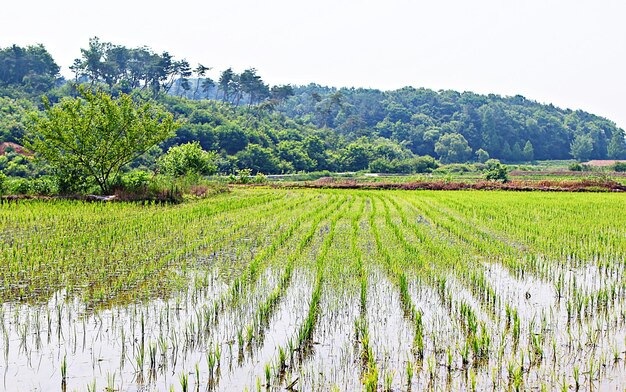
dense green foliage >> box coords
[0,44,60,97]
[0,170,5,193]
[25,88,176,193]
[278,85,626,161]
[157,141,217,176]
[0,97,36,143]
[1,39,625,182]
[483,159,509,182]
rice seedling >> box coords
[0,189,624,390]
[180,371,189,392]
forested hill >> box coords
[2,39,626,178]
[167,74,626,164]
[273,84,624,162]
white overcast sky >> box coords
[1,0,625,129]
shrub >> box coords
[369,158,395,173]
[55,167,92,195]
[11,178,31,194]
[475,148,490,163]
[484,159,509,183]
[30,177,57,195]
[410,156,439,173]
[236,168,253,184]
[445,163,474,173]
[369,156,438,174]
[122,170,151,192]
[157,142,217,177]
[0,170,5,194]
[613,162,626,172]
[253,172,268,184]
[569,162,584,171]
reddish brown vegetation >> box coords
[0,142,31,156]
[510,170,626,177]
[278,177,626,192]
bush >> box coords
[157,141,217,177]
[369,156,438,174]
[30,177,57,195]
[143,174,228,202]
[55,167,92,195]
[4,176,57,196]
[434,163,474,174]
[253,172,268,184]
[410,156,439,173]
[613,162,626,172]
[0,170,5,194]
[122,170,151,192]
[369,158,395,173]
[234,168,253,184]
[569,162,584,171]
[11,178,31,194]
[484,159,509,183]
[475,148,490,163]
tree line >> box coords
[1,38,625,184]
[274,85,626,162]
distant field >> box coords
[264,163,626,186]
[1,189,625,391]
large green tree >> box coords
[570,134,594,161]
[522,140,535,161]
[608,129,626,159]
[25,87,177,193]
[0,44,60,93]
[435,133,472,163]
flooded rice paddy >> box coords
[0,189,625,391]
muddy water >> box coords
[483,261,555,319]
[292,285,361,391]
[219,269,314,391]
[364,269,415,390]
[0,264,283,392]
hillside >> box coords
[1,40,626,178]
[275,85,625,161]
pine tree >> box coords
[522,140,534,161]
[608,130,626,159]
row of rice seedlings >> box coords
[286,196,366,391]
[454,192,624,263]
[151,195,342,390]
[371,193,509,389]
[384,194,501,315]
[351,198,379,391]
[425,191,626,274]
[153,196,347,390]
[402,191,626,389]
[257,197,355,391]
[402,193,553,309]
[188,190,314,269]
[0,190,287,304]
[0,191,338,391]
[368,196,425,360]
[193,197,349,390]
[244,196,348,349]
[349,196,417,390]
[400,194,626,387]
[293,200,343,357]
[99,192,299,309]
[206,195,344,336]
